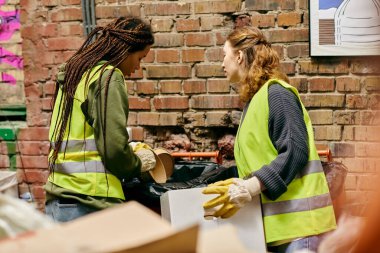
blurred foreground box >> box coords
[0,171,18,197]
[0,201,250,253]
[161,188,267,253]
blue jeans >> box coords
[268,235,322,253]
[45,199,99,223]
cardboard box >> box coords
[0,171,18,198]
[161,188,267,253]
[0,201,250,253]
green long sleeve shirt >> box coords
[45,62,142,209]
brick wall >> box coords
[13,0,380,211]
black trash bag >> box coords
[122,161,238,212]
[322,161,348,199]
[322,161,348,219]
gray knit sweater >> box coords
[252,84,309,201]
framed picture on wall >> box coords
[310,0,380,56]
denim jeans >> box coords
[268,235,322,253]
[45,199,99,223]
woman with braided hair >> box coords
[45,16,154,222]
[202,26,336,252]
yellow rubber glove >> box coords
[130,142,152,152]
[129,142,156,173]
[202,177,262,219]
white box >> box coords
[161,188,267,253]
[0,171,18,198]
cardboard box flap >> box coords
[0,201,198,253]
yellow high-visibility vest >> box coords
[234,79,336,243]
[48,64,125,200]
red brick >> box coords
[17,169,49,183]
[153,96,189,110]
[344,175,357,190]
[46,37,83,51]
[159,113,182,126]
[61,0,80,5]
[354,126,380,141]
[176,18,200,32]
[183,80,206,94]
[299,0,308,9]
[31,184,46,199]
[352,58,380,74]
[289,77,308,93]
[129,127,144,141]
[308,110,333,125]
[264,29,309,43]
[18,128,49,141]
[300,94,345,107]
[358,175,377,191]
[313,126,341,140]
[309,77,335,92]
[331,142,355,157]
[156,49,180,63]
[128,97,151,110]
[333,111,360,125]
[299,60,349,74]
[192,95,241,109]
[159,81,182,94]
[346,95,368,109]
[207,79,230,93]
[368,94,380,109]
[215,31,228,45]
[364,77,380,92]
[137,112,159,126]
[154,34,184,47]
[194,1,240,14]
[146,3,191,15]
[136,81,158,95]
[251,14,275,28]
[59,23,83,36]
[184,33,213,47]
[206,47,224,62]
[0,155,9,168]
[360,111,380,125]
[184,112,206,127]
[24,68,49,85]
[286,44,309,58]
[42,0,58,6]
[246,0,295,10]
[336,77,361,92]
[24,84,42,99]
[271,45,284,60]
[200,16,224,31]
[17,141,50,156]
[356,143,379,157]
[182,49,205,62]
[151,19,173,32]
[41,98,52,111]
[206,111,229,126]
[280,62,296,75]
[128,112,137,126]
[50,8,82,22]
[277,12,302,27]
[95,5,141,18]
[17,155,48,169]
[146,65,191,79]
[195,64,225,78]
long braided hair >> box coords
[49,17,154,174]
[227,26,288,102]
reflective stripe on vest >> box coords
[234,78,336,243]
[49,64,125,200]
[51,139,98,153]
[53,160,111,174]
[263,192,332,216]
